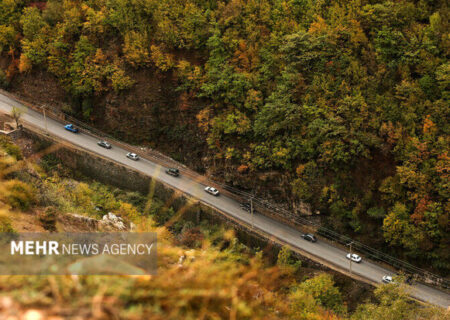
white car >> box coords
[204,186,219,196]
[346,253,362,263]
[126,152,139,161]
[382,275,394,283]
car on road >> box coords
[64,124,79,133]
[204,186,219,196]
[405,275,413,285]
[382,275,394,284]
[346,253,362,263]
[165,168,180,177]
[97,140,112,149]
[301,233,317,242]
[240,202,251,212]
[126,152,139,161]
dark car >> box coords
[240,202,252,212]
[165,168,180,177]
[301,233,317,243]
[97,140,112,149]
[64,124,79,133]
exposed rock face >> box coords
[60,214,99,231]
[61,212,134,232]
[101,212,127,231]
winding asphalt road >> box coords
[0,92,448,308]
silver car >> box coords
[97,140,112,149]
[382,275,394,283]
[204,186,219,196]
[126,152,139,161]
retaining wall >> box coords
[15,127,334,270]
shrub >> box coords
[39,206,58,231]
[0,214,15,232]
[150,45,175,71]
[367,206,386,219]
[71,182,94,210]
[148,199,176,226]
[123,31,150,67]
[179,226,204,248]
[110,68,135,92]
[0,179,36,211]
[0,136,23,160]
[277,245,302,271]
[297,273,346,315]
[117,201,140,222]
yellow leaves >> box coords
[224,146,242,161]
[0,150,16,178]
[110,67,135,92]
[288,288,322,319]
[222,229,235,241]
[92,48,107,65]
[0,210,14,232]
[309,16,328,34]
[383,203,424,251]
[348,19,368,45]
[191,65,202,82]
[396,164,427,192]
[150,44,175,72]
[176,59,203,86]
[296,164,306,176]
[196,108,211,133]
[176,59,191,74]
[72,182,94,209]
[117,202,140,222]
[123,31,150,68]
[242,151,252,164]
[435,152,449,178]
[275,148,288,158]
[82,5,107,35]
[135,216,158,233]
[0,25,16,54]
[296,273,346,315]
[0,179,35,211]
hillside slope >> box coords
[1,125,447,319]
[0,0,448,274]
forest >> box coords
[0,0,448,274]
[0,122,447,319]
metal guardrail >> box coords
[1,89,449,291]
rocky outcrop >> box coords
[100,212,136,231]
[60,212,135,232]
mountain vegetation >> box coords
[0,127,447,319]
[0,0,448,274]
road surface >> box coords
[0,93,448,308]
